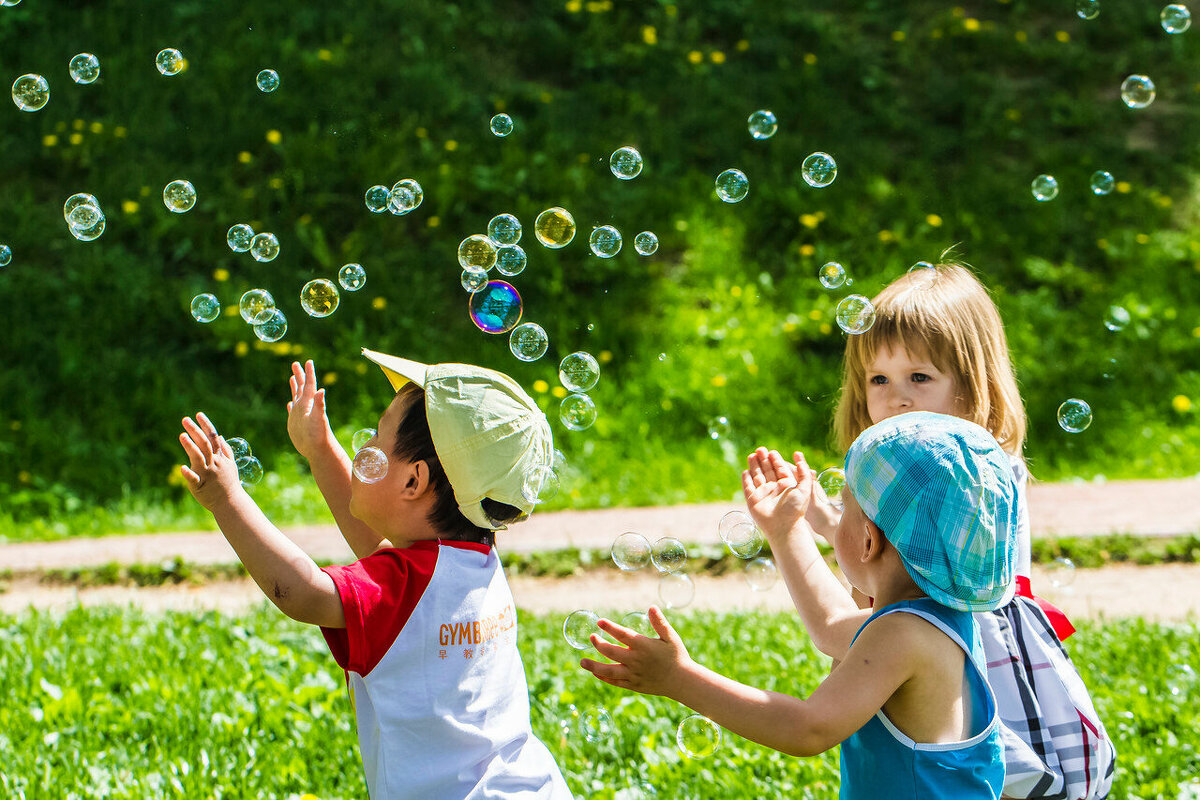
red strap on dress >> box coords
[1015,575,1076,641]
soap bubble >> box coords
[677,715,722,758]
[1121,75,1156,109]
[227,224,255,252]
[715,169,749,203]
[494,244,527,277]
[819,261,847,289]
[338,263,367,291]
[351,428,376,452]
[589,226,622,258]
[620,611,653,637]
[719,511,761,557]
[226,437,252,460]
[747,109,778,139]
[69,217,105,242]
[658,572,695,609]
[256,68,280,92]
[509,322,549,361]
[191,293,220,323]
[63,193,100,223]
[461,266,488,293]
[560,393,597,431]
[909,261,935,275]
[353,446,389,484]
[1162,3,1191,33]
[1047,557,1077,588]
[488,213,522,245]
[651,537,686,574]
[253,308,287,342]
[468,280,522,333]
[1076,0,1100,19]
[559,352,600,392]
[1090,170,1115,196]
[490,113,514,136]
[578,707,613,743]
[66,201,104,232]
[156,48,185,76]
[163,180,197,213]
[250,232,280,262]
[817,468,847,506]
[835,294,877,334]
[12,74,49,111]
[535,207,577,249]
[1057,399,1093,433]
[634,231,658,256]
[239,289,276,324]
[69,53,101,84]
[364,185,390,213]
[802,152,838,188]
[236,456,263,487]
[610,146,644,180]
[707,415,731,441]
[522,464,559,504]
[744,557,778,591]
[563,609,600,650]
[389,179,424,215]
[611,532,652,571]
[0,244,10,267]
[300,278,340,318]
[1031,174,1058,202]
[458,234,498,270]
[1103,305,1130,332]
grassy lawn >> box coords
[0,606,1195,798]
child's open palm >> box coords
[179,413,243,511]
[287,360,334,461]
[580,607,692,696]
[742,447,815,540]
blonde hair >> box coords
[833,262,1026,456]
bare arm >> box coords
[180,413,345,628]
[743,449,869,659]
[288,360,389,558]
[581,608,913,757]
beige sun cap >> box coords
[362,348,554,531]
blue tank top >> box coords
[839,598,1004,800]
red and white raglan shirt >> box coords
[320,539,573,799]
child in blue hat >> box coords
[580,412,1015,799]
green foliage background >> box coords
[2,0,1200,534]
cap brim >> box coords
[362,348,430,391]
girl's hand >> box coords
[179,413,244,512]
[805,478,843,544]
[580,607,692,696]
[287,360,334,461]
[742,447,815,541]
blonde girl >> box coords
[810,261,1115,799]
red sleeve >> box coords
[319,541,439,676]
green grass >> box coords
[0,606,1195,798]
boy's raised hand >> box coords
[580,607,691,696]
[179,412,243,512]
[287,360,334,461]
[742,447,815,540]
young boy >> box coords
[580,412,1018,798]
[179,348,573,799]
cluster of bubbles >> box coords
[226,223,281,263]
[256,69,279,93]
[559,351,601,431]
[1057,398,1094,433]
[238,288,287,342]
[490,113,514,137]
[719,511,778,591]
[226,436,263,488]
[163,179,197,213]
[353,446,389,484]
[364,178,424,216]
[608,531,696,608]
[63,193,106,242]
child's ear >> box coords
[861,519,887,563]
[403,460,432,497]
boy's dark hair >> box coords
[392,383,525,546]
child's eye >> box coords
[911,373,931,383]
[868,375,887,385]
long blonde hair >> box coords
[833,262,1026,456]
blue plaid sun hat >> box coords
[845,411,1020,612]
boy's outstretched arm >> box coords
[180,412,346,628]
[287,360,389,558]
[581,607,914,758]
[744,448,868,660]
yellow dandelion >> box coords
[10,420,21,430]
[89,122,103,134]
[213,268,229,282]
[427,215,440,228]
[687,50,703,64]
[235,342,249,357]
[892,31,906,42]
[372,297,387,310]
[317,48,333,61]
[539,91,553,103]
[18,470,31,484]
[808,308,823,320]
[72,119,84,131]
[493,99,507,112]
[803,53,817,65]
[799,243,815,256]
[1116,181,1132,193]
[951,6,965,17]
[1136,233,1150,245]
[1015,31,1028,43]
[551,386,568,399]
[42,134,58,147]
[238,151,252,164]
[323,372,338,385]
[444,140,458,151]
[599,350,613,363]
[565,0,582,11]
[800,213,819,229]
[1096,238,1109,250]
[926,213,943,227]
[266,129,282,144]
[122,200,139,214]
[642,26,658,45]
[298,213,312,225]
[114,126,127,138]
[1172,395,1193,413]
[710,375,727,387]
[68,133,83,146]
[819,322,833,335]
[1055,31,1070,43]
[747,363,760,376]
[415,127,428,138]
[1155,195,1172,208]
[356,363,368,374]
[710,51,726,64]
[1005,108,1021,122]
[964,18,981,32]
[533,379,549,393]
[878,229,895,243]
[736,39,750,52]
[665,4,677,16]
[661,398,674,411]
